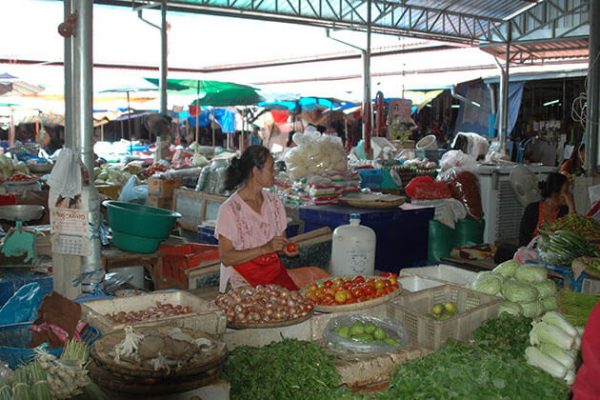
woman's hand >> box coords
[282,242,299,258]
[263,236,288,254]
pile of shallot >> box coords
[107,302,192,324]
[215,285,313,325]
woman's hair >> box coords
[538,172,567,199]
[224,145,271,190]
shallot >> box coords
[214,285,313,325]
[107,302,192,324]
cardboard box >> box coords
[146,195,173,210]
[147,177,182,198]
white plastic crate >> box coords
[582,278,600,294]
[399,276,444,292]
[399,264,477,287]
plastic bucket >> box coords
[455,218,485,247]
[416,134,438,150]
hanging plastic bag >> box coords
[118,176,148,204]
[0,283,44,324]
[514,237,540,265]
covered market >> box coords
[1,0,600,398]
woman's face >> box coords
[253,155,275,188]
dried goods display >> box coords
[107,302,192,324]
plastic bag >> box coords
[323,314,409,354]
[451,132,490,159]
[46,148,82,198]
[0,282,43,324]
[405,176,452,200]
[447,171,483,221]
[284,130,347,179]
[118,176,148,204]
[514,237,540,265]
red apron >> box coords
[233,253,298,291]
[533,201,560,237]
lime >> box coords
[431,303,444,316]
[364,322,377,334]
[350,322,365,336]
[351,333,374,342]
[444,302,458,315]
[337,326,350,338]
[373,327,387,340]
[383,337,401,346]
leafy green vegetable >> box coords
[470,271,503,295]
[558,290,600,326]
[541,311,578,337]
[515,266,547,283]
[223,339,350,400]
[529,321,575,350]
[525,346,568,379]
[502,279,539,303]
[472,314,532,359]
[538,343,576,369]
[534,279,557,298]
[493,260,519,278]
[378,340,568,400]
[521,300,542,318]
[541,296,559,312]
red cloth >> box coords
[189,105,201,116]
[270,110,289,124]
[234,253,298,291]
[0,194,17,206]
[573,303,600,400]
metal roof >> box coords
[93,0,587,44]
[482,38,589,63]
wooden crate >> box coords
[387,284,501,350]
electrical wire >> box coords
[571,51,600,129]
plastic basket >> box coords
[0,323,100,369]
[159,244,220,284]
[387,284,501,350]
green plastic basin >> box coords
[104,201,181,240]
[111,230,162,254]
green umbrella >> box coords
[190,88,264,107]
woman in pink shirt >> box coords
[215,145,298,292]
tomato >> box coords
[384,286,395,294]
[345,297,356,304]
[304,289,316,299]
[374,279,386,290]
[286,242,298,253]
[334,290,348,304]
[322,293,335,304]
[363,285,375,296]
[383,279,392,288]
[323,280,333,288]
[332,278,344,288]
[351,287,364,298]
[342,281,353,291]
[375,289,386,298]
[308,283,318,292]
[391,283,400,289]
[387,276,398,285]
[352,275,365,284]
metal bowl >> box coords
[0,205,45,222]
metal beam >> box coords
[586,0,600,173]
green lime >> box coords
[350,322,365,336]
[364,322,377,334]
[351,333,374,342]
[373,327,387,340]
[383,337,401,346]
[431,303,444,316]
[337,326,350,338]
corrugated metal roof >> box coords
[481,38,589,62]
[399,0,536,22]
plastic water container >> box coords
[331,214,376,276]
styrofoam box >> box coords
[81,290,226,335]
[399,276,445,292]
[399,264,477,287]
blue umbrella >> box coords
[259,97,356,113]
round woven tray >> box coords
[302,276,402,313]
[338,193,406,209]
[90,326,227,379]
[227,310,313,330]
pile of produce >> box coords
[430,301,458,320]
[470,260,558,318]
[542,214,600,242]
[303,275,400,306]
[34,340,104,399]
[0,155,30,181]
[525,311,582,385]
[332,320,401,346]
[107,302,192,324]
[110,326,217,373]
[214,285,313,325]
[538,230,598,266]
[0,362,51,399]
[558,290,600,326]
[472,314,533,359]
[283,132,348,179]
[224,339,354,400]
[3,172,36,182]
[378,339,568,400]
[93,165,133,186]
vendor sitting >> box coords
[519,172,576,247]
[215,145,298,292]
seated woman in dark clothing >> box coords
[519,172,576,246]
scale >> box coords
[0,205,45,263]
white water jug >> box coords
[331,213,376,276]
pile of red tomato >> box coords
[303,275,400,306]
[5,173,36,182]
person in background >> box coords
[214,145,298,292]
[518,172,576,246]
[573,302,600,399]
